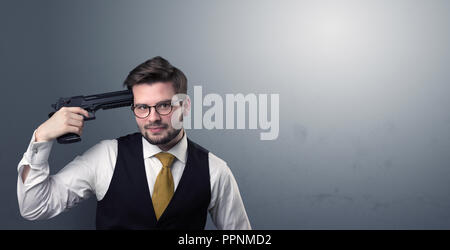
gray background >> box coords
[1,0,450,229]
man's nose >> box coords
[147,106,161,122]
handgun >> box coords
[49,90,133,144]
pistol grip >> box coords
[57,133,81,144]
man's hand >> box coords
[35,107,89,143]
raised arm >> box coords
[17,107,95,220]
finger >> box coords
[67,125,83,136]
[64,107,90,118]
[69,113,85,121]
[67,118,83,127]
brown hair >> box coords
[123,56,187,94]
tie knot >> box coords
[154,152,175,168]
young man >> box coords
[17,56,251,230]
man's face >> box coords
[132,82,182,146]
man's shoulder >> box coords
[185,138,229,173]
[187,137,209,155]
[208,151,227,168]
[207,151,235,180]
[97,138,118,148]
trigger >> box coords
[85,111,96,121]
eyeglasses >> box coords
[131,101,178,118]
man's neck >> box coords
[158,129,184,151]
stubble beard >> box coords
[141,111,184,146]
[142,125,181,146]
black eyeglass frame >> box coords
[130,100,183,119]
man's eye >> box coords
[137,105,147,110]
[159,103,170,108]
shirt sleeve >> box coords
[208,154,252,230]
[17,130,100,220]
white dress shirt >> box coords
[17,130,251,230]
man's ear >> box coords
[182,95,191,116]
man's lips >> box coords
[146,126,165,133]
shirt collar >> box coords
[142,130,187,164]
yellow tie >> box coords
[152,152,176,220]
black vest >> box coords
[96,132,211,230]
